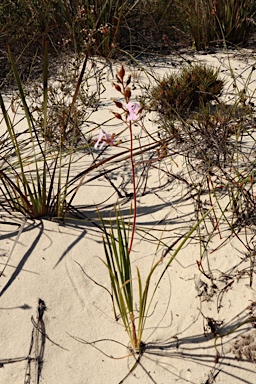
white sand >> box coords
[0,50,256,384]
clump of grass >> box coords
[0,44,85,219]
[100,205,211,354]
[99,207,159,354]
[173,0,217,50]
[120,0,187,53]
[213,0,256,46]
[173,0,256,50]
[149,63,224,121]
[0,44,106,219]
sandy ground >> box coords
[0,49,256,384]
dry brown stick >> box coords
[24,299,46,384]
[0,356,30,367]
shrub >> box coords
[149,63,224,120]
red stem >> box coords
[128,120,137,255]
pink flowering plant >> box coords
[98,66,210,355]
[98,66,145,353]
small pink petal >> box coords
[133,103,140,113]
[99,141,105,150]
[94,129,104,150]
[126,102,133,114]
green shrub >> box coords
[149,64,224,120]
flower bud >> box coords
[114,100,123,108]
[113,112,123,120]
[114,83,121,92]
[124,87,131,102]
[118,65,125,80]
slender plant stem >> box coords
[130,313,138,350]
[128,120,137,255]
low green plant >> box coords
[149,63,224,121]
[0,44,71,218]
[99,208,152,353]
[100,205,211,353]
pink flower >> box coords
[94,129,105,150]
[94,129,114,150]
[126,102,140,121]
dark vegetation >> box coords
[1,0,256,85]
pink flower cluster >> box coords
[94,102,140,150]
[94,129,114,150]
